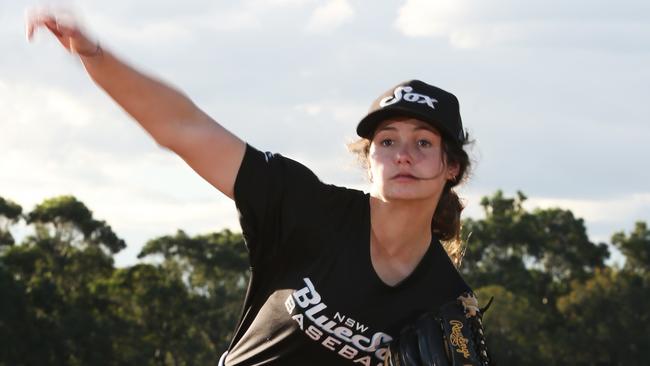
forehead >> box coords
[374,117,440,135]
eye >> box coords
[417,139,432,148]
[380,139,394,147]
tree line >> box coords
[1,192,648,365]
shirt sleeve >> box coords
[233,143,333,267]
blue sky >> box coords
[2,0,649,266]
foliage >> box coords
[555,268,650,364]
[138,229,250,351]
[476,285,551,366]
[26,195,125,254]
[1,192,648,365]
[0,195,248,365]
[460,190,644,365]
[0,197,22,247]
[612,221,650,273]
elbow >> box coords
[154,138,174,152]
[153,116,204,153]
[151,129,177,151]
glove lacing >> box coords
[458,292,495,366]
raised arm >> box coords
[26,11,246,199]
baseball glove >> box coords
[384,292,494,366]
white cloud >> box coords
[395,0,650,49]
[263,0,314,6]
[5,159,240,267]
[395,0,524,48]
[458,189,650,229]
[294,103,323,116]
[89,13,244,45]
[525,194,650,225]
[0,79,241,266]
[197,10,262,32]
[82,0,322,40]
[0,81,92,147]
[119,20,194,42]
[306,0,355,33]
[0,80,152,159]
[1,106,238,268]
[395,0,462,37]
[7,0,649,268]
[290,99,365,128]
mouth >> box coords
[392,173,419,180]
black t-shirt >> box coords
[225,144,470,366]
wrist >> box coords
[78,43,103,58]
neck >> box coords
[369,195,438,257]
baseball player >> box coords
[27,10,492,366]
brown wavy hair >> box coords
[347,132,473,268]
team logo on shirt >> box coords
[285,278,393,366]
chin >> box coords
[372,179,443,202]
[379,188,436,202]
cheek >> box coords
[369,143,394,162]
[368,149,390,173]
[421,150,444,167]
[415,157,447,181]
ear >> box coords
[447,161,460,181]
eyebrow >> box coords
[376,126,440,134]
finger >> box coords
[26,21,34,40]
[24,7,40,40]
[26,19,53,40]
[54,21,80,38]
[25,8,93,54]
[44,19,64,38]
[55,20,97,52]
[34,18,72,51]
[25,13,44,40]
[25,14,58,40]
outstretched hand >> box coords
[26,9,101,57]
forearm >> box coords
[80,48,200,147]
[27,11,247,198]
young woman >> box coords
[27,12,473,366]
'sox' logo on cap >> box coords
[379,86,438,110]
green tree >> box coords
[6,192,641,364]
[612,221,650,273]
[139,229,249,351]
[460,190,610,365]
[556,267,650,364]
[1,195,123,365]
[462,190,609,296]
[0,196,22,247]
[476,285,552,366]
[2,195,250,365]
[101,264,217,365]
[26,195,125,254]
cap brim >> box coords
[356,106,452,141]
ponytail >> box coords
[433,187,466,268]
[433,136,472,268]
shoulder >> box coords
[237,143,366,200]
[427,240,472,295]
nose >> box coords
[395,144,413,165]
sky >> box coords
[2,0,649,266]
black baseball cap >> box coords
[356,80,467,145]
